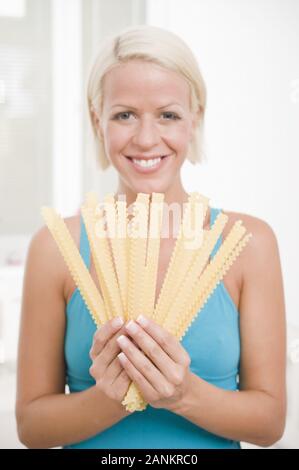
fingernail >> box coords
[126,320,138,334]
[118,352,127,362]
[136,314,148,328]
[112,316,124,328]
[117,335,128,346]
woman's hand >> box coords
[116,315,192,411]
[89,318,132,405]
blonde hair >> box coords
[86,24,207,170]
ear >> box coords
[192,106,202,130]
[91,106,104,141]
[190,107,202,141]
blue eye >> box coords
[162,112,180,120]
[114,111,132,120]
[113,111,181,120]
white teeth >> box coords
[132,157,162,168]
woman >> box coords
[16,24,286,449]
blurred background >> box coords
[0,0,298,448]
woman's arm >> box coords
[17,386,129,449]
[16,223,130,449]
[169,216,287,447]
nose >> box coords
[132,116,161,149]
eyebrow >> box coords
[110,102,183,110]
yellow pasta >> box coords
[152,193,207,326]
[81,193,124,321]
[41,191,252,413]
[41,206,106,327]
[113,197,129,317]
[127,193,150,321]
[123,192,165,412]
[142,193,165,317]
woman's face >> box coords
[95,60,198,196]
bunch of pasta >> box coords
[41,191,252,413]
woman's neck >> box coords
[115,182,190,208]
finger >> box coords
[124,321,177,382]
[89,317,125,360]
[135,315,190,366]
[124,319,190,385]
[117,352,160,402]
[111,368,131,391]
[103,355,127,385]
[92,323,140,363]
[116,335,171,397]
[90,328,126,377]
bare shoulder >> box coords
[221,209,276,238]
[221,209,280,285]
[28,213,81,298]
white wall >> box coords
[0,0,52,234]
[82,0,147,199]
[147,0,299,327]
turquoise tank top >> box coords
[64,207,241,449]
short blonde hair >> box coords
[86,24,207,170]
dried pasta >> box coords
[41,206,106,327]
[41,191,252,413]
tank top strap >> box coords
[209,207,223,260]
[79,212,91,270]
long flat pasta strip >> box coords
[168,224,247,336]
[81,197,124,321]
[142,193,165,316]
[174,232,252,341]
[122,193,164,412]
[197,233,252,312]
[102,193,125,319]
[122,194,151,411]
[161,211,228,332]
[41,207,106,326]
[169,223,250,337]
[152,193,208,326]
[127,193,150,320]
[81,193,112,321]
[113,198,129,318]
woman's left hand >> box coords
[116,315,192,411]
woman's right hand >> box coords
[89,317,132,405]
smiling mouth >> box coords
[125,155,168,161]
[124,155,171,173]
